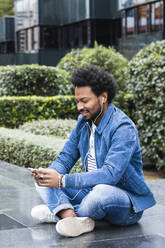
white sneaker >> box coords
[31,204,56,223]
[56,217,95,237]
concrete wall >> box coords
[0,50,69,66]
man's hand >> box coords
[31,168,60,188]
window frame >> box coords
[121,0,164,37]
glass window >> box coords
[32,27,39,51]
[138,5,147,33]
[126,8,135,35]
[151,1,163,32]
[15,0,39,31]
[121,1,164,37]
[94,20,112,46]
[15,0,25,31]
[119,0,155,9]
[6,41,15,53]
[25,29,28,51]
[40,27,59,49]
[17,30,26,52]
[82,22,88,45]
[29,0,38,27]
[62,26,71,49]
[73,24,80,48]
[24,0,30,28]
[87,21,92,46]
[59,22,90,49]
[0,43,6,54]
[121,11,126,36]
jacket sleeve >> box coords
[48,119,81,174]
[65,122,138,189]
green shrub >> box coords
[57,48,93,75]
[19,119,77,139]
[58,43,128,85]
[0,128,82,173]
[125,54,165,170]
[0,64,73,96]
[124,40,165,122]
[0,128,65,168]
[0,95,77,128]
[58,43,128,112]
[132,40,165,60]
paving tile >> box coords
[0,160,165,247]
[0,214,26,230]
[73,235,165,248]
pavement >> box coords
[0,160,165,248]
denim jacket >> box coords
[50,103,156,213]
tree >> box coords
[0,0,15,18]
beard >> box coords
[90,103,103,122]
[80,100,103,123]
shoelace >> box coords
[39,209,55,221]
[47,211,55,221]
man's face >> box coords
[75,86,104,123]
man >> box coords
[31,64,156,237]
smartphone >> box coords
[28,167,39,175]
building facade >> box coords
[0,0,164,65]
[0,16,15,54]
[118,0,164,58]
[0,0,120,66]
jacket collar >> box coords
[96,103,115,135]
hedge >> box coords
[0,128,65,168]
[19,119,77,139]
[58,43,128,87]
[125,54,165,170]
[58,43,129,113]
[132,40,165,60]
[0,128,82,173]
[0,95,77,128]
[0,64,73,96]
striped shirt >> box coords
[87,123,97,172]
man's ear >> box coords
[101,92,108,103]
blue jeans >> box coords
[35,183,143,225]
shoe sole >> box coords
[56,217,95,237]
